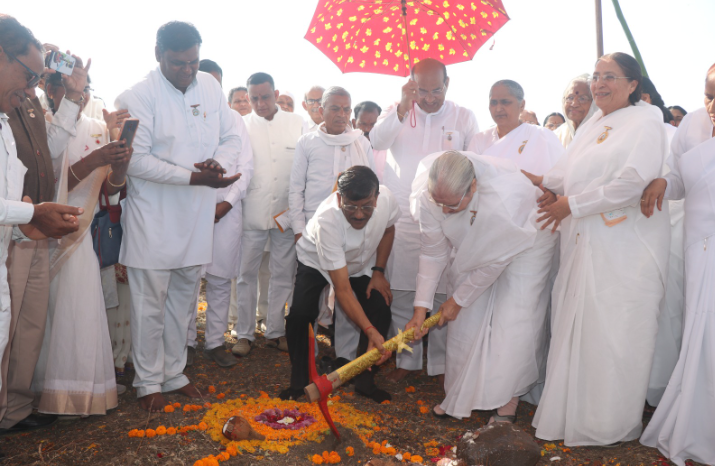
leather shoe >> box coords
[2,413,58,433]
[204,346,238,367]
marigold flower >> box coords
[208,386,217,394]
[405,386,416,393]
[156,426,167,435]
[328,452,341,464]
[423,440,439,447]
[403,452,412,460]
[346,446,354,456]
[164,405,175,413]
[411,455,423,464]
[128,429,137,438]
[203,402,212,408]
[218,452,230,461]
[198,422,208,431]
[419,406,429,414]
[259,391,269,398]
[173,402,181,408]
[167,427,177,435]
[136,430,145,438]
[385,447,396,455]
[312,454,324,464]
[146,429,156,438]
[183,405,192,412]
[380,400,391,405]
[192,404,202,411]
[226,446,238,457]
[216,393,225,400]
[322,451,331,460]
[204,458,219,466]
[416,400,425,405]
[372,446,381,455]
[425,447,439,456]
[193,461,205,466]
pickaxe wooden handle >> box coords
[305,312,443,410]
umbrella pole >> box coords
[595,0,604,59]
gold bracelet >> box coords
[396,110,405,120]
[107,170,126,188]
[69,164,82,182]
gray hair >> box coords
[304,85,325,102]
[490,79,524,102]
[428,151,475,198]
[562,74,592,101]
[321,86,350,107]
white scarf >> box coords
[558,74,598,147]
[317,124,369,177]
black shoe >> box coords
[204,346,238,368]
[186,346,196,367]
[2,413,58,433]
[319,356,336,375]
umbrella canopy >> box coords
[305,0,510,77]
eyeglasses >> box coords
[341,203,376,214]
[6,51,41,88]
[305,98,321,105]
[417,85,446,98]
[564,95,592,104]
[83,87,94,93]
[589,75,633,83]
[428,184,472,210]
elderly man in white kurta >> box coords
[187,109,253,367]
[409,151,558,423]
[115,22,241,412]
[289,86,373,361]
[370,58,478,383]
[234,72,304,357]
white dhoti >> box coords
[187,273,232,350]
[128,266,201,398]
[389,290,447,375]
[441,229,558,417]
[235,229,295,341]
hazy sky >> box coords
[7,0,713,127]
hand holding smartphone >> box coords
[45,51,77,76]
[118,119,140,149]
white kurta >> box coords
[114,68,241,269]
[467,123,563,175]
[640,118,715,466]
[411,152,557,417]
[296,186,400,283]
[533,103,671,446]
[206,110,254,280]
[370,101,478,292]
[0,114,34,395]
[243,108,304,231]
[289,127,374,235]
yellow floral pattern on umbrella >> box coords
[305,0,510,76]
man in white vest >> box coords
[233,72,303,357]
[115,21,241,412]
[370,58,479,386]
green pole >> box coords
[611,0,648,77]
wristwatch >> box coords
[371,266,385,274]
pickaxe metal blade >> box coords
[306,324,340,440]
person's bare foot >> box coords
[168,383,209,399]
[385,368,416,383]
[138,392,167,412]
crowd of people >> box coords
[0,14,713,466]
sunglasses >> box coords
[6,51,42,89]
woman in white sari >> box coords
[639,64,715,466]
[529,53,670,446]
[553,74,598,148]
[407,151,558,424]
[32,72,132,416]
[468,80,563,176]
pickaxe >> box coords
[305,311,443,439]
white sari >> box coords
[640,112,715,466]
[411,152,558,418]
[533,103,670,446]
[33,115,118,415]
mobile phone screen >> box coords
[118,119,139,149]
[46,51,76,76]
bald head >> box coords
[411,58,447,82]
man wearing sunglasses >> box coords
[0,15,85,444]
[280,166,399,404]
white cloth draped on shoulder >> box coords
[553,74,598,149]
[533,102,670,446]
[640,121,715,466]
[467,123,564,175]
[33,115,118,415]
[410,151,557,418]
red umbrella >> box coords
[305,0,510,77]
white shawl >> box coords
[316,124,370,178]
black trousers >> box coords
[285,261,391,391]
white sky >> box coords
[7,0,713,127]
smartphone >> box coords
[45,51,76,76]
[118,119,139,149]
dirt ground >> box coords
[0,300,704,466]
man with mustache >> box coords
[302,85,324,133]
